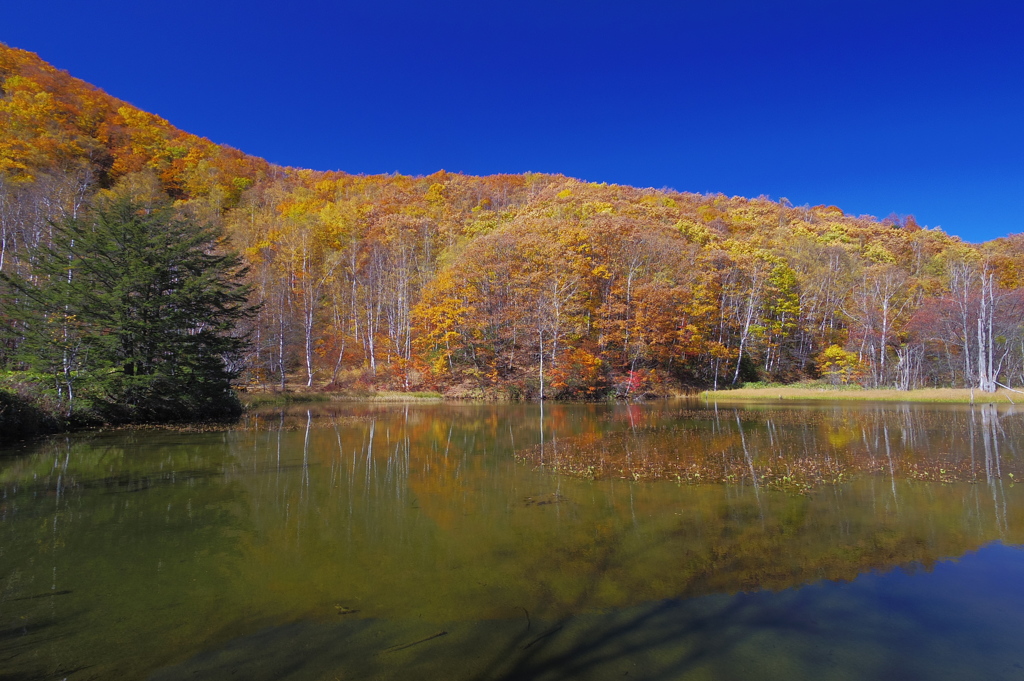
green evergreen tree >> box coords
[1,195,255,421]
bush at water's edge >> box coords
[0,385,62,443]
[0,377,245,445]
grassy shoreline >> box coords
[701,385,1023,404]
[6,381,1020,448]
[238,389,445,409]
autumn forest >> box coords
[3,43,1024,414]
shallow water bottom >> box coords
[152,543,1024,681]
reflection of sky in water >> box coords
[1,401,1022,680]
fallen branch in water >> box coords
[381,630,448,653]
[11,589,73,600]
[522,625,562,650]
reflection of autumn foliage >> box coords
[5,398,1023,680]
[203,403,1024,613]
[518,406,1024,493]
[219,403,1024,611]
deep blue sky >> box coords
[4,0,1023,242]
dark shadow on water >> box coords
[148,523,791,681]
[147,543,1024,681]
[0,613,91,681]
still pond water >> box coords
[2,400,1023,680]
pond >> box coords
[1,400,1023,680]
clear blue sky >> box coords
[4,0,1023,242]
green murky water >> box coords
[2,401,1023,680]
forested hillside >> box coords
[3,42,1024,406]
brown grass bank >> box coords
[701,385,1022,404]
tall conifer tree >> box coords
[1,195,254,420]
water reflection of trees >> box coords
[3,402,1023,681]
[219,403,1023,616]
[518,403,1022,493]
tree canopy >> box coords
[1,195,253,421]
[3,42,1024,404]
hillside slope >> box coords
[3,42,1023,400]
